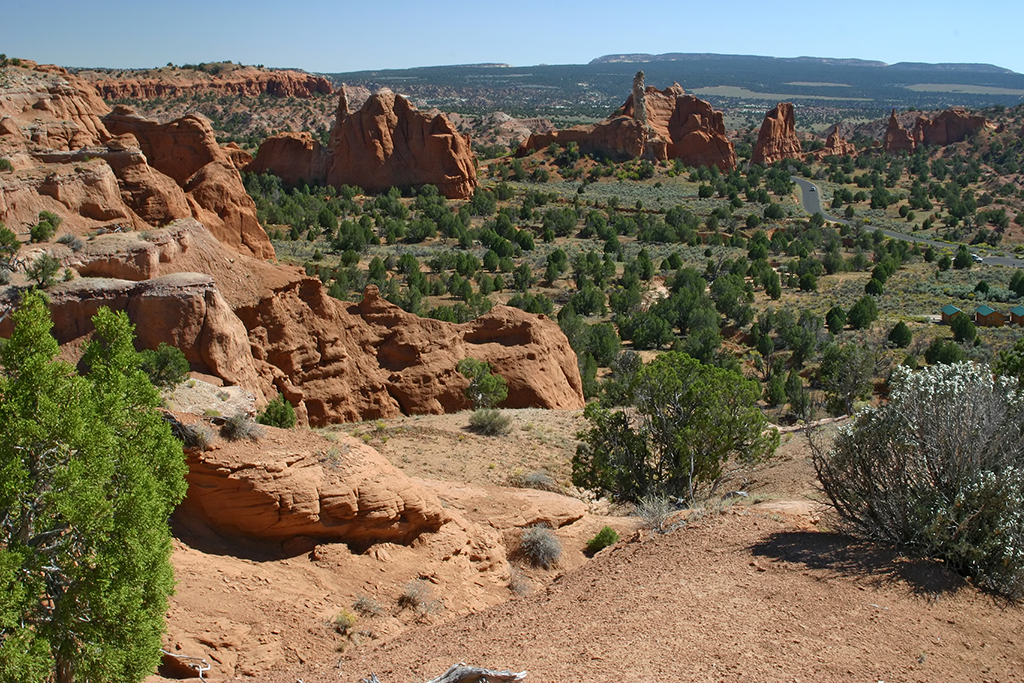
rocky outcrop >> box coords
[0,64,110,150]
[2,219,584,425]
[248,87,478,199]
[103,107,274,258]
[84,66,332,101]
[913,108,989,147]
[518,72,735,170]
[751,103,803,166]
[0,272,263,392]
[0,64,273,259]
[244,132,320,185]
[235,280,585,425]
[178,433,446,547]
[884,109,917,153]
[812,126,856,159]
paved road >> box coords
[791,176,1024,269]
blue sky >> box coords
[3,0,1023,74]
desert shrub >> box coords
[509,470,559,492]
[814,362,1024,599]
[585,526,620,554]
[924,338,967,365]
[507,569,531,596]
[574,352,777,504]
[518,526,561,569]
[180,422,214,451]
[55,233,84,251]
[257,393,296,428]
[221,412,263,442]
[468,408,512,435]
[456,357,508,409]
[29,211,61,243]
[352,595,385,617]
[25,253,61,287]
[332,610,357,635]
[397,580,442,615]
[950,314,976,343]
[0,157,13,172]
[887,321,912,348]
[635,494,674,532]
[138,343,190,389]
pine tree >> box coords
[0,291,187,683]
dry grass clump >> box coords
[517,525,562,569]
[221,412,263,442]
[469,408,512,435]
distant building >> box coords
[975,304,1005,328]
[941,304,964,324]
[1011,305,1024,326]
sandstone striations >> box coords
[82,65,333,101]
[0,63,274,259]
[249,87,478,199]
[518,72,736,170]
[751,102,803,166]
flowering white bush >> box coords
[815,362,1024,598]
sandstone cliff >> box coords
[248,87,478,199]
[751,103,803,166]
[518,72,736,171]
[0,63,273,259]
[82,65,333,101]
[1,220,584,426]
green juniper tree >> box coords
[0,291,187,683]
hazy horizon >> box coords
[2,0,1023,76]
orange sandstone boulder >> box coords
[245,131,321,185]
[177,431,446,548]
[751,103,803,166]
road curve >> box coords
[791,176,1024,269]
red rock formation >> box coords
[812,126,856,159]
[519,74,736,171]
[1,219,585,425]
[0,65,274,259]
[751,103,803,166]
[104,107,273,258]
[84,66,333,101]
[220,142,253,171]
[178,431,446,546]
[884,109,916,153]
[913,108,989,147]
[245,132,321,185]
[249,87,478,199]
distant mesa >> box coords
[751,102,803,166]
[883,107,991,153]
[517,71,736,171]
[248,86,478,199]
